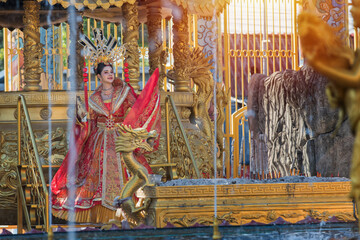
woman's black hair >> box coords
[95,62,113,75]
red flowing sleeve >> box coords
[122,69,161,174]
[123,68,161,148]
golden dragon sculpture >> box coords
[188,48,215,139]
[113,124,157,227]
[167,47,229,174]
[187,49,230,172]
[167,47,214,138]
[298,3,360,226]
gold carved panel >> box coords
[145,182,355,227]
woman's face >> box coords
[98,66,114,85]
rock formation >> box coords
[248,65,354,177]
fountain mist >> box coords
[66,4,78,240]
[46,0,53,235]
[211,2,220,238]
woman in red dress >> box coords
[51,61,160,223]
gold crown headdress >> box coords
[79,28,126,68]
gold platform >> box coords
[0,91,355,228]
[144,181,355,227]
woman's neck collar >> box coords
[101,83,113,90]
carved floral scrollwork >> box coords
[0,132,18,209]
[186,128,214,178]
[241,209,355,223]
[180,107,191,120]
[167,108,215,178]
[0,125,68,211]
[34,127,68,165]
[266,210,277,221]
[168,114,195,178]
[197,18,217,63]
[146,107,216,179]
[145,136,168,176]
[241,212,264,220]
[304,209,356,222]
[0,133,17,175]
[241,210,304,221]
[163,212,238,227]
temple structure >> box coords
[0,0,358,236]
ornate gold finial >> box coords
[212,216,222,239]
[78,28,126,69]
[172,7,191,92]
[47,227,53,240]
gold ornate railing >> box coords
[17,95,49,233]
[221,0,302,177]
[165,95,201,179]
[231,106,249,178]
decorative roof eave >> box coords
[170,0,229,16]
[42,0,229,15]
[36,0,136,10]
[0,0,135,10]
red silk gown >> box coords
[51,69,161,223]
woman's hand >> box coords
[76,96,87,121]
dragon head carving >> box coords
[166,47,214,91]
[115,124,157,153]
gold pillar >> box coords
[147,6,165,90]
[147,6,163,75]
[122,2,140,91]
[172,7,191,92]
[223,7,231,178]
[23,0,43,91]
